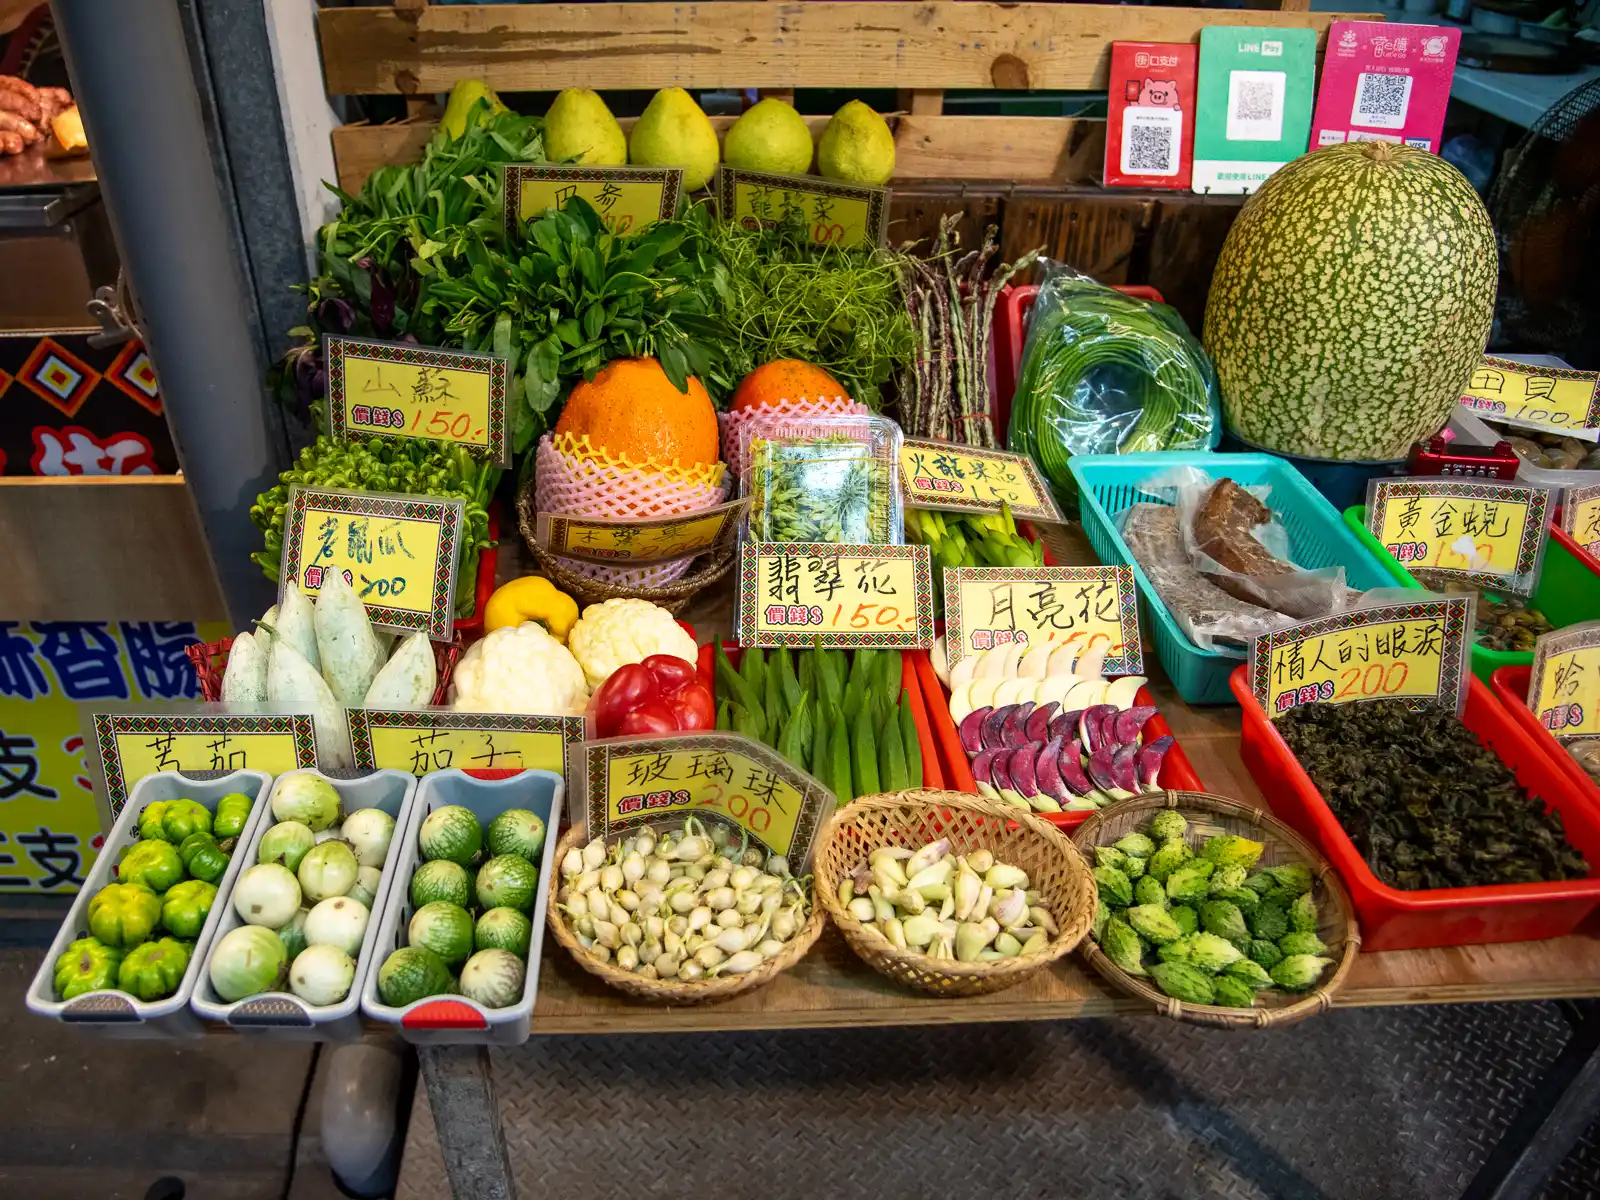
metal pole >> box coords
[51,0,281,627]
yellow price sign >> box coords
[503,164,682,234]
[584,732,833,865]
[325,337,509,464]
[899,439,1063,523]
[738,542,935,649]
[1248,598,1473,720]
[1562,484,1600,560]
[1528,621,1600,742]
[281,486,466,640]
[1459,355,1600,437]
[92,713,317,819]
[348,710,583,780]
[533,498,749,564]
[716,167,888,248]
[1366,478,1551,594]
[944,565,1142,675]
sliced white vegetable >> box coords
[1046,641,1079,678]
[1032,675,1076,708]
[976,646,1008,680]
[946,682,974,726]
[991,677,1034,708]
[996,642,1024,679]
[1103,675,1148,711]
[220,630,268,705]
[1016,642,1051,679]
[1074,644,1110,681]
[1061,678,1108,711]
[950,648,982,689]
[966,677,1003,711]
[930,636,951,688]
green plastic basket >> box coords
[1342,505,1600,681]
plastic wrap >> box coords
[740,414,904,545]
[1007,266,1221,509]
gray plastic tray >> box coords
[190,768,418,1040]
[360,768,563,1045]
[24,770,275,1038]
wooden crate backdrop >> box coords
[317,2,1378,330]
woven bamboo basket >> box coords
[544,822,824,1004]
[1072,791,1361,1029]
[516,485,736,617]
[815,790,1096,997]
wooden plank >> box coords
[899,89,945,116]
[1144,192,1246,333]
[887,182,1006,252]
[0,477,227,622]
[1002,189,1153,284]
[331,114,1106,195]
[317,3,1375,95]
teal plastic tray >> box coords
[1068,452,1397,705]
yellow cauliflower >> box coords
[566,598,698,688]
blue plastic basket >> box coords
[1068,452,1398,705]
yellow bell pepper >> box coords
[484,576,579,641]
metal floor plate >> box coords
[398,1003,1600,1199]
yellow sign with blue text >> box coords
[280,486,465,640]
[1366,477,1551,595]
[0,619,227,892]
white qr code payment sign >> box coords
[1121,107,1183,178]
[1226,70,1286,142]
[1351,72,1413,129]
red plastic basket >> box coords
[1230,664,1600,950]
[1490,664,1600,812]
[695,642,944,791]
[991,283,1166,443]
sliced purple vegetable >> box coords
[1112,705,1159,745]
[959,707,991,755]
[990,751,1015,794]
[969,747,1000,799]
[1079,704,1116,755]
[1024,701,1059,745]
[1110,743,1140,794]
[1036,735,1071,806]
[1085,747,1118,794]
[1008,741,1043,800]
[981,705,1014,751]
[1050,709,1082,742]
[1001,701,1036,748]
[1058,750,1096,797]
[1136,742,1169,790]
[1100,708,1121,750]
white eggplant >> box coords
[363,631,436,709]
[220,630,268,704]
[314,567,384,705]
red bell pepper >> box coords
[593,655,715,738]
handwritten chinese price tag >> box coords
[944,565,1142,675]
[584,732,832,866]
[281,487,466,640]
[347,710,583,781]
[898,440,1064,524]
[1528,622,1600,743]
[325,337,510,465]
[533,498,749,565]
[1366,477,1551,595]
[92,713,317,820]
[1248,597,1473,720]
[738,542,935,649]
[1562,484,1600,560]
[1459,355,1600,440]
[715,167,888,249]
[503,164,682,234]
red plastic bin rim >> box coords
[1489,664,1600,807]
[1551,514,1600,581]
[1228,664,1600,909]
[401,998,489,1030]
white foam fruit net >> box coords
[719,394,869,474]
[534,434,729,588]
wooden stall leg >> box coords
[420,1045,517,1200]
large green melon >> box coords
[1203,142,1496,461]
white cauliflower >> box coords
[450,622,589,715]
[566,597,699,688]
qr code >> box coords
[1233,80,1276,121]
[1128,123,1173,172]
[1352,72,1412,129]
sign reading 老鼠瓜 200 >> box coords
[280,486,465,641]
[325,336,510,465]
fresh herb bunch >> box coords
[1277,700,1589,890]
[250,436,497,617]
[691,206,913,412]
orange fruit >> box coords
[555,358,720,471]
[730,360,849,412]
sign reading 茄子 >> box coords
[532,498,749,564]
[347,709,584,781]
[1528,621,1600,743]
[280,487,465,640]
[897,439,1063,524]
[943,565,1142,675]
[738,543,935,649]
[583,732,833,867]
[1249,598,1473,719]
[1365,477,1551,595]
[715,167,888,249]
[502,164,683,235]
[1459,355,1600,440]
[325,336,510,465]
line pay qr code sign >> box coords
[1192,26,1316,195]
[1311,22,1460,154]
[1105,42,1197,191]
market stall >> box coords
[23,0,1600,1197]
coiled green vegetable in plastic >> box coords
[1006,268,1220,510]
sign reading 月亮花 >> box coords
[943,565,1142,675]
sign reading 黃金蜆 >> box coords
[1365,477,1550,595]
